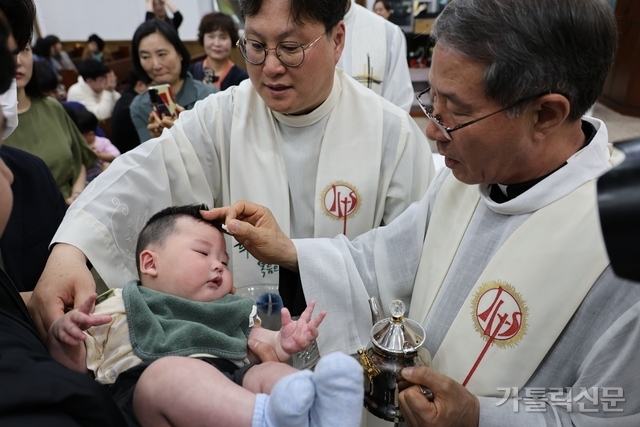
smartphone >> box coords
[203,67,218,86]
[148,84,178,119]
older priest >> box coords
[203,0,640,426]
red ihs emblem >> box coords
[465,281,528,386]
[321,181,362,235]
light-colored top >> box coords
[85,287,257,385]
[52,69,433,294]
[129,73,217,142]
[338,0,413,112]
[3,96,95,199]
[85,288,142,385]
[294,117,640,425]
[67,77,121,120]
[92,135,120,158]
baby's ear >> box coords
[139,250,158,277]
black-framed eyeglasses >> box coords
[236,33,325,68]
[415,86,541,141]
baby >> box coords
[46,204,363,427]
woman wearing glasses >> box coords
[129,20,217,142]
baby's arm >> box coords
[45,293,112,373]
[248,300,326,363]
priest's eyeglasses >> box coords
[415,86,540,141]
[237,33,325,67]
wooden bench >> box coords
[190,52,206,64]
[110,46,131,61]
[106,56,133,87]
[60,68,79,91]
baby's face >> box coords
[148,216,233,302]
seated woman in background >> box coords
[373,0,392,20]
[1,54,67,294]
[4,43,95,206]
[31,36,59,78]
[189,12,248,91]
[46,35,77,72]
[82,34,113,63]
[129,19,217,142]
[145,0,182,30]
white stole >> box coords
[409,174,609,396]
[229,70,383,287]
[348,5,387,95]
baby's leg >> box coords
[132,354,363,427]
[133,356,256,427]
[310,352,364,427]
[250,353,364,427]
[253,367,315,427]
[243,361,298,394]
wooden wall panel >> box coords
[599,0,640,117]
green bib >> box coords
[122,281,255,361]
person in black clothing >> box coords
[145,0,183,30]
[111,69,147,153]
[0,3,127,426]
[0,0,66,293]
[0,145,66,292]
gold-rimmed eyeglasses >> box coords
[236,33,325,68]
[415,86,542,141]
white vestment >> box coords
[53,69,433,292]
[295,117,640,426]
[338,1,414,112]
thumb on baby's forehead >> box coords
[227,219,242,233]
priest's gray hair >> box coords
[431,0,617,121]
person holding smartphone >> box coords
[128,20,216,142]
[189,12,249,91]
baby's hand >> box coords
[278,300,326,355]
[48,293,112,347]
